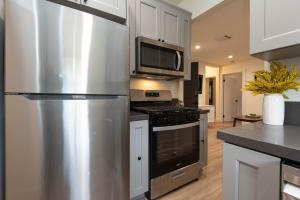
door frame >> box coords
[222,72,243,122]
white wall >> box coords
[164,0,224,19]
[220,58,265,118]
[130,78,182,99]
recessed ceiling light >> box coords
[228,55,234,59]
[195,45,201,50]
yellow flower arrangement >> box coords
[243,62,300,98]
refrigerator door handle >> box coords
[21,94,119,100]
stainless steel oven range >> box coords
[130,89,201,199]
[282,161,300,200]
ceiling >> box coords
[192,0,251,66]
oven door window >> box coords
[151,125,199,178]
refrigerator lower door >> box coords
[5,0,129,95]
[5,95,129,200]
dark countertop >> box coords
[130,111,149,121]
[199,109,209,114]
[217,122,300,162]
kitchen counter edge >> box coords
[217,122,300,162]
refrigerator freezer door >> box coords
[5,95,129,200]
[5,0,129,95]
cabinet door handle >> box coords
[158,39,161,41]
[138,156,142,161]
[162,40,165,43]
[201,139,205,143]
[84,0,88,3]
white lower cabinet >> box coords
[130,120,149,199]
[223,143,280,200]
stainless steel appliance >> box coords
[5,1,129,200]
[130,90,200,199]
[282,161,300,200]
[136,37,184,78]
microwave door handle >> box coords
[176,51,181,71]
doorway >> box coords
[205,77,216,106]
[223,72,243,122]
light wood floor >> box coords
[160,123,233,200]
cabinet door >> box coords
[199,114,208,167]
[130,120,149,199]
[182,14,192,80]
[136,0,161,41]
[160,4,182,46]
[223,143,280,200]
[251,0,300,54]
[83,0,126,19]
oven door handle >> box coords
[176,51,182,71]
[153,121,199,132]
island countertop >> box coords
[217,122,300,162]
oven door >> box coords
[151,122,200,178]
[136,37,184,77]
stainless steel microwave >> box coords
[136,37,184,77]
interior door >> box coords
[5,95,129,200]
[136,0,161,41]
[6,0,129,95]
[223,73,243,122]
[160,4,182,46]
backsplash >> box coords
[278,57,300,101]
[285,101,300,125]
[130,78,183,100]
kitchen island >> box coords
[217,122,300,200]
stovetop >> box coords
[131,104,200,126]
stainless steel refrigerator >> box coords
[5,1,129,200]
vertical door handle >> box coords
[138,156,142,161]
[176,51,181,71]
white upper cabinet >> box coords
[135,0,185,46]
[251,0,300,60]
[130,0,192,79]
[160,4,182,46]
[182,13,192,80]
[83,0,127,19]
[136,0,161,41]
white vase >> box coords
[263,94,285,125]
